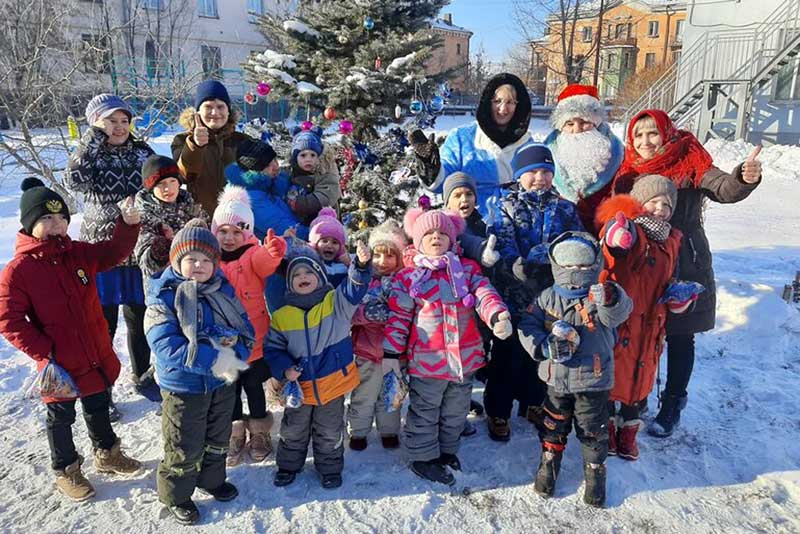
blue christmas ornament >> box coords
[430,95,445,112]
[353,142,379,166]
[363,16,375,30]
[410,100,423,114]
[260,130,273,143]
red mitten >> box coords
[264,229,288,258]
[605,211,634,250]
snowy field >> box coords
[0,117,798,533]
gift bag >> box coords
[35,360,80,398]
[284,380,304,409]
[382,370,408,413]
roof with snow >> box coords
[430,18,473,35]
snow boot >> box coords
[438,453,461,471]
[168,500,200,525]
[461,419,477,437]
[321,473,342,489]
[533,445,563,498]
[202,481,238,502]
[133,371,161,403]
[349,436,368,451]
[410,460,455,486]
[226,420,247,467]
[274,469,297,487]
[647,395,687,438]
[488,417,511,442]
[381,435,400,449]
[526,405,545,430]
[617,419,642,461]
[469,399,484,416]
[608,416,619,456]
[93,439,141,475]
[583,462,607,507]
[247,415,273,462]
[55,457,95,502]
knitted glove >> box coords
[264,228,287,258]
[604,211,635,250]
[491,311,513,340]
[210,346,249,384]
[589,282,618,307]
[660,280,705,314]
[409,129,441,186]
[364,301,389,322]
[512,257,527,282]
[543,334,574,363]
[480,234,500,267]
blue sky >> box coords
[444,0,521,63]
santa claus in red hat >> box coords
[544,84,624,232]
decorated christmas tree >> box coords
[245,0,450,140]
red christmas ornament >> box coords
[244,92,257,105]
[324,107,336,120]
[301,120,313,131]
[375,56,382,70]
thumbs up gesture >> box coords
[193,113,209,147]
[264,228,287,259]
[119,196,141,225]
[742,145,762,184]
[604,211,634,250]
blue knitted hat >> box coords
[511,142,555,181]
[85,94,132,124]
[194,80,231,110]
[290,126,324,166]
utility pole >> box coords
[662,4,674,64]
[592,0,606,86]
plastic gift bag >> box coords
[382,370,409,413]
[36,360,80,398]
[284,380,304,409]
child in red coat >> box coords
[0,178,143,501]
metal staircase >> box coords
[623,0,800,142]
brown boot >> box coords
[94,439,141,475]
[55,457,95,502]
[488,417,511,442]
[246,414,274,462]
[227,420,248,467]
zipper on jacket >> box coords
[688,237,698,263]
[304,310,322,405]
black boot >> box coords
[647,395,687,438]
[583,462,607,507]
[274,469,297,487]
[533,447,562,498]
[202,481,238,502]
[438,453,461,471]
[168,500,200,525]
[469,400,484,416]
[410,460,455,486]
[321,473,342,489]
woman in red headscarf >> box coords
[610,109,763,438]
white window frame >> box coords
[645,52,657,68]
[201,44,222,79]
[247,0,263,23]
[140,0,162,9]
[582,26,593,43]
[198,0,218,18]
[648,21,659,38]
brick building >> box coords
[427,14,473,92]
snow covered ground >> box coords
[0,118,798,533]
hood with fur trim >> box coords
[476,73,532,149]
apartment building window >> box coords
[198,0,218,18]
[247,0,263,22]
[140,0,162,9]
[201,45,222,79]
[80,34,111,74]
[456,43,462,55]
[615,24,627,39]
[648,21,659,37]
[606,53,615,69]
[645,52,657,68]
[622,51,632,70]
[146,39,158,79]
[675,19,684,38]
[582,26,592,42]
[672,50,683,62]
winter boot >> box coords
[647,395,687,438]
[583,462,607,507]
[274,469,297,487]
[526,405,545,431]
[438,453,461,471]
[93,439,141,475]
[608,416,619,456]
[349,436,368,451]
[321,473,343,489]
[488,417,511,442]
[410,460,455,486]
[617,419,642,461]
[381,435,400,449]
[168,500,200,525]
[469,400,484,416]
[533,445,563,498]
[202,481,238,502]
[461,419,477,437]
[247,415,274,462]
[226,420,247,467]
[133,369,161,403]
[55,457,95,502]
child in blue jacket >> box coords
[144,219,255,525]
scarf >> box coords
[614,109,714,194]
[553,285,590,299]
[634,215,671,243]
[174,275,254,368]
[285,284,333,311]
[409,251,475,307]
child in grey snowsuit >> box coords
[518,231,632,507]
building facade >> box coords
[427,14,473,92]
[532,0,686,104]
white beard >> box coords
[552,129,613,200]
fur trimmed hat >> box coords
[403,208,465,254]
[142,155,183,191]
[211,185,255,241]
[308,207,346,256]
[630,174,678,213]
[550,84,606,130]
[169,218,221,271]
[368,218,408,257]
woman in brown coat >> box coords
[171,80,253,214]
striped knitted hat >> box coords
[169,218,221,271]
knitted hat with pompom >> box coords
[308,207,346,257]
[403,208,465,254]
[19,177,71,235]
[211,185,254,241]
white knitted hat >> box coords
[368,218,408,256]
[211,185,254,240]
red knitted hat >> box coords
[550,84,605,129]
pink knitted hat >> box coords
[403,208,465,253]
[211,185,254,240]
[309,207,346,256]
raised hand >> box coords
[480,234,500,267]
[605,211,634,250]
[265,228,287,258]
[356,240,371,265]
[119,196,140,225]
[742,145,762,184]
[193,113,209,147]
[492,311,513,340]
